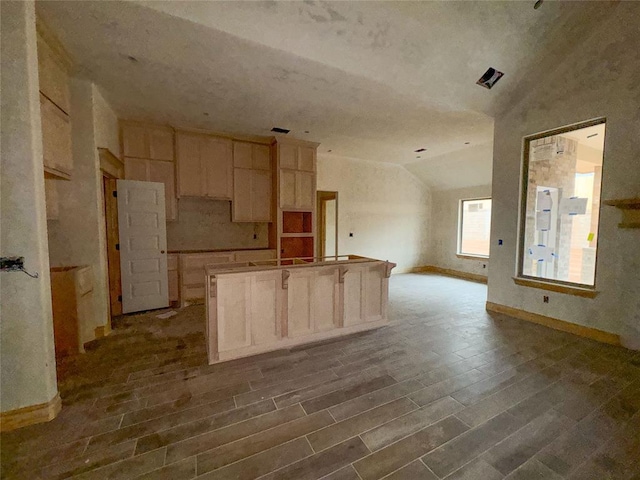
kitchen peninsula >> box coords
[205,256,395,364]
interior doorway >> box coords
[102,176,122,319]
[317,191,338,259]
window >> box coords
[518,119,605,288]
[458,198,492,257]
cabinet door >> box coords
[287,271,313,337]
[122,124,149,159]
[44,179,59,221]
[202,136,233,199]
[232,168,253,222]
[298,147,315,172]
[37,35,70,114]
[148,128,174,161]
[250,273,280,346]
[252,169,272,222]
[279,143,298,170]
[279,169,297,209]
[233,141,253,169]
[124,157,149,181]
[176,133,203,197]
[40,94,72,176]
[149,161,177,221]
[295,171,315,209]
[252,145,271,170]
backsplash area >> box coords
[166,198,268,251]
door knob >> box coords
[161,250,165,254]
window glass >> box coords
[519,120,605,287]
[459,198,492,257]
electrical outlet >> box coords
[543,295,549,303]
[498,239,503,245]
[1,256,25,271]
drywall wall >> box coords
[47,79,111,346]
[166,198,268,251]
[1,0,59,413]
[92,84,120,157]
[488,2,640,347]
[317,155,431,272]
[431,185,491,278]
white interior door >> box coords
[117,179,169,313]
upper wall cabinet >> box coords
[121,122,177,220]
[232,141,272,222]
[277,141,317,210]
[279,143,315,172]
[176,132,233,200]
[37,23,73,180]
[121,123,174,161]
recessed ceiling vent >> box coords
[271,127,290,134]
[476,67,504,89]
[414,148,426,153]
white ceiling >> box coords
[37,0,613,188]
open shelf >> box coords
[604,198,640,228]
[281,236,314,259]
[283,211,312,234]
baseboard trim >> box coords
[0,393,62,432]
[486,301,621,346]
[405,265,488,284]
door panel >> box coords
[217,276,251,351]
[280,170,296,208]
[202,137,233,199]
[252,145,271,170]
[298,147,315,172]
[232,168,252,222]
[252,170,272,222]
[124,157,149,181]
[343,269,363,326]
[279,144,297,170]
[287,272,313,337]
[176,133,202,197]
[233,141,253,169]
[250,274,279,345]
[149,160,177,221]
[313,269,338,331]
[148,128,174,161]
[296,171,315,209]
[117,179,168,313]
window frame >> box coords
[516,117,606,291]
[457,197,492,259]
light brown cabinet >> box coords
[168,254,179,302]
[278,143,315,172]
[279,169,315,210]
[232,141,272,222]
[40,93,73,179]
[37,33,70,115]
[176,132,233,200]
[121,122,177,221]
[121,123,174,161]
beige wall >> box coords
[317,155,431,272]
[1,0,59,412]
[431,185,492,277]
[92,85,120,157]
[47,80,113,345]
[166,198,268,252]
[488,2,640,347]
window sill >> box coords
[457,254,489,261]
[512,277,599,298]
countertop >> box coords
[167,248,274,255]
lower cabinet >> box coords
[168,254,179,302]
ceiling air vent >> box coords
[271,127,290,134]
[414,148,426,153]
[476,67,504,89]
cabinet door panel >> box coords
[232,168,253,222]
[122,124,149,159]
[287,272,313,337]
[176,133,203,197]
[124,157,149,181]
[218,277,251,351]
[363,266,384,322]
[298,147,315,172]
[343,270,363,326]
[313,270,338,331]
[41,94,72,175]
[233,141,253,169]
[149,161,177,221]
[279,170,297,209]
[295,171,315,209]
[250,274,279,345]
[202,137,233,199]
[279,144,297,170]
[252,145,271,170]
[37,35,70,114]
[252,170,272,222]
[149,128,174,161]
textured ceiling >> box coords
[37,0,615,188]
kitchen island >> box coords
[205,255,396,364]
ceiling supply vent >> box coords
[476,67,504,89]
[271,127,290,134]
[414,148,426,153]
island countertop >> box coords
[205,255,396,364]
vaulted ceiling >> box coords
[37,0,615,188]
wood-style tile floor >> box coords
[2,274,640,480]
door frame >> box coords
[316,191,338,259]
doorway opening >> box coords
[317,191,338,259]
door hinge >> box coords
[112,191,117,197]
[115,243,120,251]
[117,295,122,302]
